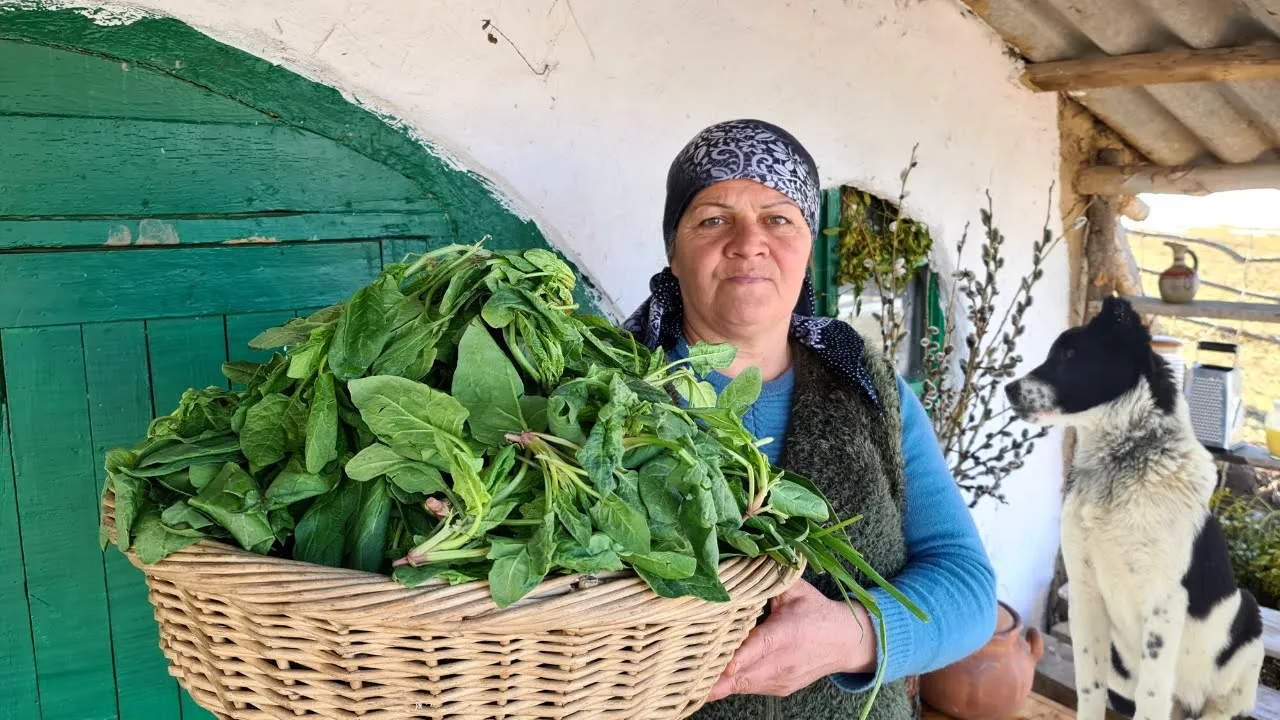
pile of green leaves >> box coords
[1211,488,1280,609]
[102,242,925,708]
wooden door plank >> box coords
[225,311,297,365]
[0,401,41,720]
[0,115,437,216]
[0,242,383,328]
[146,317,229,416]
[381,239,434,267]
[0,39,266,123]
[3,325,118,720]
[83,321,184,720]
[0,212,448,250]
[142,318,226,720]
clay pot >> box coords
[919,601,1044,720]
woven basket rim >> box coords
[102,484,803,633]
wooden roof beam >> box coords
[1022,44,1280,92]
[1075,162,1280,196]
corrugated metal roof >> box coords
[963,0,1280,167]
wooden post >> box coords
[1085,194,1121,300]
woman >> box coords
[623,119,998,720]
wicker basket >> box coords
[102,488,801,720]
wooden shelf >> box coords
[1098,296,1280,324]
[1211,443,1280,471]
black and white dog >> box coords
[1005,296,1263,720]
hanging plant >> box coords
[826,148,934,362]
[827,148,934,305]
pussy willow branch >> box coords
[864,182,1060,508]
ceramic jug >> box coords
[1159,241,1199,304]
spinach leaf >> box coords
[160,500,213,531]
[682,341,737,375]
[345,443,412,480]
[239,394,292,469]
[633,564,729,602]
[553,533,623,574]
[387,464,445,495]
[305,372,339,474]
[131,509,204,564]
[287,323,336,380]
[519,396,549,433]
[137,434,241,468]
[767,479,829,522]
[590,494,650,555]
[348,375,468,460]
[264,456,339,509]
[578,415,623,496]
[188,463,221,491]
[547,382,590,446]
[638,455,683,526]
[722,527,762,557]
[328,278,396,381]
[372,315,442,378]
[222,360,272,390]
[452,319,527,447]
[187,462,275,554]
[111,473,146,552]
[345,478,392,573]
[718,366,762,417]
[622,550,697,580]
[554,494,592,547]
[294,478,361,567]
[488,549,539,608]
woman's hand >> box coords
[706,579,878,701]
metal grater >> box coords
[1184,341,1245,449]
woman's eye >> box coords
[701,216,725,227]
[766,215,790,225]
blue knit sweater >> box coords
[672,339,997,691]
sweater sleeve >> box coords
[829,374,998,692]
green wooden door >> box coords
[0,35,455,720]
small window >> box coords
[814,186,940,391]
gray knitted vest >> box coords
[690,340,916,720]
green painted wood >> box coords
[82,321,183,720]
[813,188,842,318]
[0,242,383,328]
[0,116,438,217]
[0,212,449,250]
[0,401,41,720]
[226,311,297,364]
[146,317,229,415]
[381,238,434,267]
[0,9,606,315]
[0,39,264,123]
[141,318,226,720]
[3,325,118,720]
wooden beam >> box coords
[1076,162,1280,196]
[1118,195,1149,222]
[1022,44,1280,92]
[1101,296,1280,324]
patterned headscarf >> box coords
[625,119,883,411]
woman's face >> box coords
[670,179,811,336]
